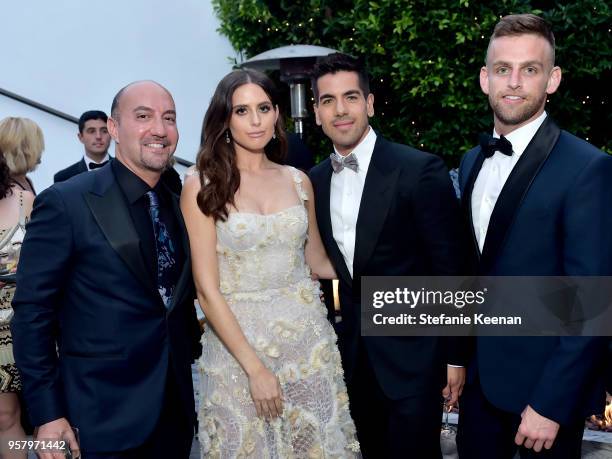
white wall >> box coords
[0,0,236,191]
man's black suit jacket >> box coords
[11,163,200,452]
[310,135,466,400]
[54,158,88,183]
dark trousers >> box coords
[347,348,443,459]
[83,371,193,459]
[457,377,584,459]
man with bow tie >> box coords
[456,14,612,458]
[54,110,112,183]
[309,53,467,458]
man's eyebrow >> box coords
[520,60,544,67]
[492,60,544,67]
[318,89,361,101]
[163,110,176,116]
[318,93,335,100]
[133,106,153,112]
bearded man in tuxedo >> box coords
[456,14,612,459]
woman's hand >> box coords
[248,365,283,420]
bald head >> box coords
[111,80,173,121]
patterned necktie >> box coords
[145,190,176,308]
[479,133,513,158]
[89,160,109,170]
[330,152,359,173]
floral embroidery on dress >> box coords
[198,166,359,458]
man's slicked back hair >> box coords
[310,53,370,102]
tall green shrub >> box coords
[212,0,611,165]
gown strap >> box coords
[17,191,28,227]
[288,166,309,205]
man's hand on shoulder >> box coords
[36,417,80,459]
[515,405,560,452]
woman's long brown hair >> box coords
[196,69,288,222]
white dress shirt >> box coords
[471,111,547,252]
[330,127,377,278]
[84,154,110,171]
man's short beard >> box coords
[489,91,547,127]
[141,154,171,172]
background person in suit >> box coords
[54,110,111,183]
[11,81,201,459]
[456,14,612,458]
[309,53,467,459]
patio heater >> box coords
[240,45,339,137]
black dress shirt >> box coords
[112,159,184,296]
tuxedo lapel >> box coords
[353,138,400,278]
[166,189,192,313]
[461,152,486,262]
[315,162,352,287]
[84,167,159,297]
[480,117,561,272]
[78,158,88,173]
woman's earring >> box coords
[225,130,231,144]
[272,129,277,139]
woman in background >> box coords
[181,70,359,458]
[0,117,44,458]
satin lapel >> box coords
[461,151,486,262]
[480,117,561,272]
[315,163,352,287]
[167,190,192,313]
[78,158,88,173]
[84,172,158,296]
[353,138,400,278]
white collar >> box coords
[333,126,377,173]
[84,153,110,169]
[494,111,547,157]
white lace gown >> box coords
[197,167,360,458]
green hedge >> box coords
[212,0,611,165]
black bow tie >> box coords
[479,133,513,158]
[89,160,109,170]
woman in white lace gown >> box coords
[181,70,359,458]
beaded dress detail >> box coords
[0,190,28,392]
